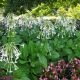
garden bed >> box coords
[0,15,80,80]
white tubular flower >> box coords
[56,16,76,32]
[0,42,21,73]
[0,57,3,61]
[18,18,24,27]
[8,63,13,73]
[13,63,19,70]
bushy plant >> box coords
[4,0,80,16]
[31,3,53,17]
[57,4,80,19]
[39,58,80,80]
[29,3,80,19]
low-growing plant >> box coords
[39,58,80,80]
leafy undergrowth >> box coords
[0,15,80,80]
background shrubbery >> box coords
[30,3,80,18]
[0,0,80,16]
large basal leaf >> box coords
[38,54,47,68]
[13,69,27,79]
[49,51,60,59]
[67,39,73,48]
[64,48,72,55]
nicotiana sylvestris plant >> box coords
[0,15,76,40]
[0,14,21,74]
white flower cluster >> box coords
[56,16,76,32]
[0,15,76,39]
[16,17,43,29]
[0,43,21,73]
[37,20,56,39]
[1,15,16,29]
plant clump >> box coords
[39,58,80,80]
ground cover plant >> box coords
[0,15,80,80]
[39,58,80,80]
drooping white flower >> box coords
[0,43,21,73]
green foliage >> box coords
[31,3,53,16]
[3,0,80,16]
[12,20,80,79]
[0,17,80,80]
[57,4,80,19]
[13,69,30,80]
[28,0,80,17]
[4,0,47,15]
[14,30,80,79]
[0,0,6,7]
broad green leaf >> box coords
[38,54,47,68]
[67,39,73,47]
[64,48,72,54]
[51,51,60,59]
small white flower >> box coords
[14,64,19,70]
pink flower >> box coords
[39,58,80,80]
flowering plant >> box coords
[0,14,21,74]
[0,15,80,80]
[39,58,80,80]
